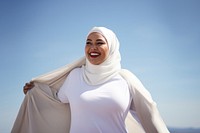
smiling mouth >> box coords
[89,52,101,58]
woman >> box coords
[12,27,169,133]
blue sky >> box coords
[0,0,200,132]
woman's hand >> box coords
[23,81,34,94]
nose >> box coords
[90,44,97,50]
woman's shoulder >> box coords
[67,67,82,79]
[119,69,141,91]
[111,74,129,88]
[70,67,81,73]
[119,69,140,84]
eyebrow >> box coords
[96,39,104,42]
[86,39,105,42]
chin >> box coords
[88,60,100,65]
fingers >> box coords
[23,82,35,94]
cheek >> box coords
[84,46,89,59]
[85,45,88,54]
[102,46,109,59]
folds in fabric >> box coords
[120,69,170,133]
[11,57,169,133]
[11,83,71,133]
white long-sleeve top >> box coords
[58,68,131,133]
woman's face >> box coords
[85,32,109,65]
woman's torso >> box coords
[58,67,131,133]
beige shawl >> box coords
[11,57,169,133]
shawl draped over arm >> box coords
[11,57,169,133]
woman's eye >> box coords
[86,42,92,45]
[97,42,104,45]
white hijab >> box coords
[82,27,121,85]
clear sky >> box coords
[0,0,200,132]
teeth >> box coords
[90,53,99,56]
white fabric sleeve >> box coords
[120,69,170,133]
[130,77,170,133]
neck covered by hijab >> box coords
[82,27,121,85]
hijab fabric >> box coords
[82,27,121,85]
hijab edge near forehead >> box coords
[87,32,109,49]
[87,27,115,51]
